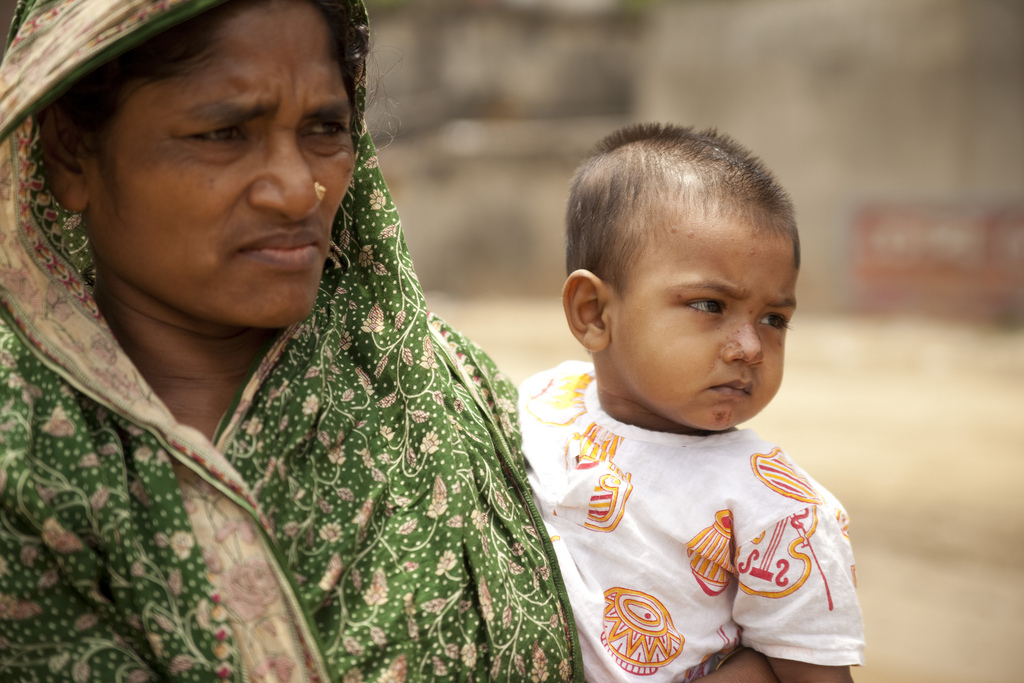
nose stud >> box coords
[314,181,327,201]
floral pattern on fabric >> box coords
[0,0,582,680]
[0,337,248,681]
[178,463,317,682]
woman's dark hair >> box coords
[54,0,369,143]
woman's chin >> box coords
[242,274,326,326]
[246,303,318,331]
[216,290,320,332]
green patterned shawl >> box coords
[0,0,581,680]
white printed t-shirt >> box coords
[520,361,865,681]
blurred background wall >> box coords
[365,0,1024,319]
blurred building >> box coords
[365,0,639,298]
[368,0,1024,319]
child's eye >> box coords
[690,300,722,314]
[760,313,791,330]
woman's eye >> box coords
[690,300,722,314]
[195,127,243,142]
[761,313,791,330]
[309,121,348,137]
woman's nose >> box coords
[723,322,763,363]
[247,134,319,219]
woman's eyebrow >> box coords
[186,98,351,123]
[186,101,273,123]
[309,99,352,120]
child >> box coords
[520,123,864,682]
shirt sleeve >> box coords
[732,504,865,666]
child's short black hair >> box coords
[565,123,800,291]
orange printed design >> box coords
[602,587,683,676]
[582,468,632,533]
[568,422,622,467]
[737,507,836,610]
[751,449,823,505]
[569,423,630,532]
[525,373,592,426]
[686,510,735,596]
[835,508,851,540]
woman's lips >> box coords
[240,243,321,269]
[239,231,324,269]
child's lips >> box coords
[710,380,752,396]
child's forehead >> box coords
[634,208,798,275]
[643,202,761,243]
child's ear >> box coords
[563,269,612,353]
[38,106,91,212]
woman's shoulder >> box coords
[0,318,98,466]
[425,311,519,410]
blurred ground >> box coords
[426,295,1024,683]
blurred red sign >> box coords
[849,203,1024,321]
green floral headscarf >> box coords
[0,0,582,680]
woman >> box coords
[0,0,580,679]
[0,0,777,680]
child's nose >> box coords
[723,323,763,363]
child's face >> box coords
[593,211,797,435]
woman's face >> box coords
[74,0,355,335]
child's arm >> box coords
[766,657,853,683]
[698,647,780,683]
[733,500,864,681]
